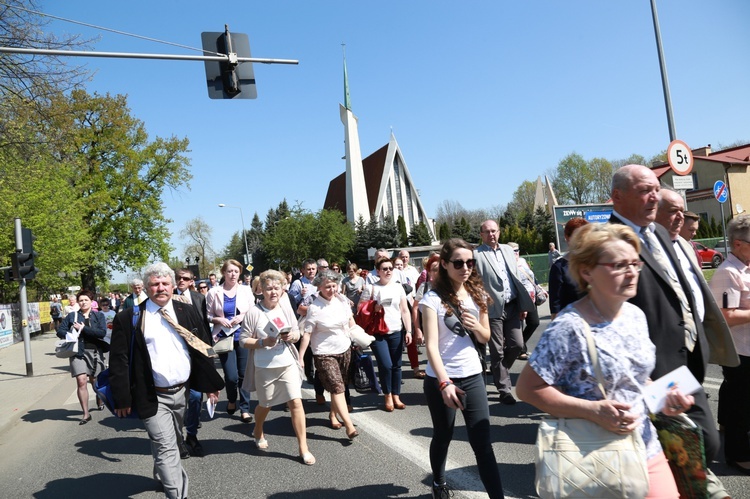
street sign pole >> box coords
[14,218,33,376]
[714,181,730,259]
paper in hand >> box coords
[642,365,701,413]
[206,397,216,419]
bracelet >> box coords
[439,380,453,391]
[258,338,263,349]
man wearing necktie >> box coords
[110,262,224,499]
[609,165,731,495]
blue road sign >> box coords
[714,180,728,203]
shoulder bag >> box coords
[95,307,140,419]
[534,320,649,499]
[518,265,548,306]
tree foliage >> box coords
[263,205,355,271]
[408,222,432,246]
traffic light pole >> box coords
[15,218,33,377]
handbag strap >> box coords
[580,319,609,401]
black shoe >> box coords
[186,435,204,457]
[432,483,454,498]
[727,460,750,476]
[499,393,517,405]
[179,441,190,459]
[79,415,92,425]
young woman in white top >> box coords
[420,238,504,499]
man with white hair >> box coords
[110,262,223,499]
[121,278,147,311]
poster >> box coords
[0,305,13,349]
[553,203,613,252]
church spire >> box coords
[342,44,351,110]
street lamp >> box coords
[218,203,250,266]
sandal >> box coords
[347,429,359,440]
[300,452,316,465]
[330,416,342,430]
[252,436,268,450]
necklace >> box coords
[588,297,612,324]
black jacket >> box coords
[109,300,224,419]
[56,310,108,355]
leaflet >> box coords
[263,319,291,338]
[643,365,701,414]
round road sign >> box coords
[714,180,728,203]
[667,140,694,176]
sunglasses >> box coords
[380,266,394,272]
[177,276,193,282]
[198,285,207,290]
[448,259,476,270]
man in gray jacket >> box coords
[474,220,535,404]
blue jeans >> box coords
[184,389,202,437]
[370,331,403,395]
[424,373,504,498]
[218,341,251,413]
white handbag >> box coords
[348,324,375,349]
[534,321,649,499]
[55,339,79,358]
[213,335,234,354]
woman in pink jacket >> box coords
[206,259,255,422]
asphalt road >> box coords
[0,303,748,498]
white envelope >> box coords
[642,365,701,414]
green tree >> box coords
[408,222,432,246]
[263,206,354,271]
[552,152,592,205]
[437,222,451,242]
[506,180,536,221]
[397,216,408,247]
[50,90,191,290]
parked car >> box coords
[691,241,724,268]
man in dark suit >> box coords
[110,262,223,499]
[173,267,213,456]
[609,165,730,496]
[474,220,535,404]
[655,189,738,369]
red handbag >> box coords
[355,300,389,336]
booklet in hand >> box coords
[642,365,701,414]
[263,318,291,338]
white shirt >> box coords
[143,299,191,388]
[673,240,705,321]
[304,295,353,355]
[369,281,407,332]
[419,291,483,378]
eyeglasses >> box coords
[513,249,520,253]
[596,261,643,274]
[380,267,394,272]
[449,259,476,270]
[198,285,207,290]
[177,276,193,282]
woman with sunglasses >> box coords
[517,223,689,498]
[420,239,503,498]
[362,256,412,412]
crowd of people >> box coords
[54,163,750,499]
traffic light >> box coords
[10,228,37,280]
[201,25,257,100]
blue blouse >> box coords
[528,302,662,459]
[223,294,239,340]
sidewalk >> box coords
[0,332,73,435]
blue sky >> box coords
[42,1,750,278]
